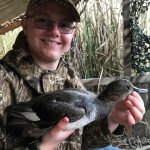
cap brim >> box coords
[26,0,80,22]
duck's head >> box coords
[98,79,148,102]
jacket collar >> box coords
[2,31,69,93]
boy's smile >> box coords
[22,3,76,70]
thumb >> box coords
[56,117,69,130]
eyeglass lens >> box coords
[33,15,76,34]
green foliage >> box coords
[130,0,150,74]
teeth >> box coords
[49,41,58,44]
[43,40,60,45]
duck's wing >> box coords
[31,90,86,123]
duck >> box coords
[5,79,148,139]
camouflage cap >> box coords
[26,0,80,22]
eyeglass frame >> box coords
[25,15,77,34]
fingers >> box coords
[41,117,74,148]
[39,117,72,150]
[111,91,145,127]
[131,91,145,107]
[50,117,73,135]
[124,104,143,124]
[127,91,145,114]
[123,110,136,125]
[123,91,145,124]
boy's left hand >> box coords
[107,91,145,132]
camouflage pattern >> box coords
[26,0,80,22]
[0,31,116,149]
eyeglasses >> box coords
[26,15,76,34]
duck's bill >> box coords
[133,86,148,94]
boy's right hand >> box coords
[39,117,74,150]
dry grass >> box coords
[0,27,22,58]
[71,0,124,79]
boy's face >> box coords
[22,2,76,69]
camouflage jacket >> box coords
[0,31,118,150]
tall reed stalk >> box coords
[69,0,124,79]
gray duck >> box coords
[4,79,148,139]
